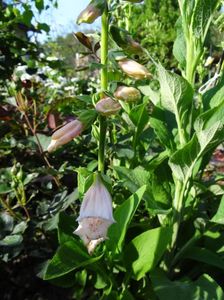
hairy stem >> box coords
[98,3,109,173]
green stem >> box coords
[186,37,196,85]
[98,3,109,173]
[171,180,184,248]
[171,230,201,268]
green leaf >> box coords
[106,185,147,253]
[169,135,200,181]
[173,17,186,69]
[150,106,176,151]
[21,9,33,27]
[184,246,224,270]
[37,22,50,32]
[203,76,224,110]
[138,85,160,105]
[129,103,149,137]
[151,269,224,300]
[194,102,224,151]
[0,234,23,247]
[191,0,219,40]
[44,240,103,280]
[211,195,224,224]
[57,212,77,245]
[31,134,51,151]
[0,183,13,194]
[35,0,44,12]
[114,166,150,193]
[157,63,193,127]
[77,167,93,197]
[115,166,171,211]
[170,102,224,182]
[124,226,172,280]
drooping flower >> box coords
[114,86,141,102]
[76,0,106,25]
[74,174,115,254]
[47,119,83,152]
[95,97,121,116]
[118,58,151,80]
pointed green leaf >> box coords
[124,226,172,280]
[211,195,224,225]
[107,185,146,253]
[44,240,103,280]
[151,269,224,300]
[157,64,193,122]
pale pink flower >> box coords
[47,120,83,152]
[95,97,121,116]
[118,59,151,80]
[74,175,115,254]
[114,86,141,102]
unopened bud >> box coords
[76,0,105,25]
[95,97,121,116]
[47,119,83,152]
[114,86,141,102]
[204,56,214,67]
[110,25,143,55]
[118,59,151,80]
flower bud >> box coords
[74,174,115,254]
[114,86,141,102]
[76,0,106,25]
[47,119,83,152]
[110,25,143,55]
[204,56,214,67]
[118,59,151,80]
[95,97,121,116]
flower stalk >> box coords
[98,2,109,173]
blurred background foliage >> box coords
[0,0,224,299]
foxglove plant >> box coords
[43,0,224,298]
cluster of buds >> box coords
[95,97,121,116]
[118,58,151,80]
[114,86,141,102]
[76,0,106,25]
[74,174,115,254]
[47,119,83,152]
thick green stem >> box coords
[171,180,184,248]
[185,38,195,85]
[98,4,109,173]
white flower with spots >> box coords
[74,174,115,254]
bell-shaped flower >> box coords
[74,174,115,254]
[118,58,151,80]
[114,86,141,102]
[95,97,121,116]
[76,0,106,25]
[47,119,83,152]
